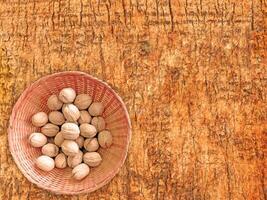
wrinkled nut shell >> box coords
[61,122,80,140]
[80,124,97,138]
[47,95,63,110]
[32,112,48,127]
[74,94,92,110]
[61,140,79,156]
[67,150,83,168]
[72,163,90,180]
[29,132,47,147]
[36,155,55,171]
[62,104,80,122]
[84,138,99,152]
[88,102,104,116]
[78,111,92,124]
[75,136,85,148]
[98,130,113,148]
[91,117,106,132]
[41,143,59,157]
[59,88,76,103]
[55,153,67,169]
[54,132,64,147]
[83,152,102,167]
[48,111,65,125]
[41,123,59,137]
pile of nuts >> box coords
[29,88,113,180]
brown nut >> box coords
[55,153,67,169]
[59,88,76,103]
[48,111,65,125]
[84,138,99,152]
[54,132,64,147]
[98,130,113,148]
[75,136,85,148]
[67,150,83,168]
[29,132,47,147]
[83,152,102,167]
[61,140,79,156]
[41,123,59,137]
[72,163,90,180]
[62,104,80,122]
[41,143,59,157]
[47,137,54,144]
[78,111,92,124]
[74,94,92,110]
[61,122,80,140]
[88,102,104,116]
[32,112,48,127]
[91,117,106,132]
[80,124,97,138]
[36,155,55,171]
[47,95,63,110]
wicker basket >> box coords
[8,71,131,195]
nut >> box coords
[29,132,47,147]
[55,153,67,169]
[61,140,79,156]
[41,123,59,137]
[88,102,104,116]
[75,136,85,148]
[47,137,54,144]
[41,143,59,157]
[47,95,63,110]
[36,155,55,171]
[83,152,102,167]
[91,117,106,132]
[61,122,80,140]
[48,111,65,125]
[54,132,64,147]
[84,138,99,152]
[74,94,92,110]
[62,104,80,122]
[32,112,48,127]
[78,110,92,124]
[67,150,83,168]
[72,163,90,180]
[98,130,113,148]
[59,88,76,103]
[80,124,97,138]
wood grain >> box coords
[0,0,266,199]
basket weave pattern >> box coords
[8,71,131,194]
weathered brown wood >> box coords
[0,0,266,199]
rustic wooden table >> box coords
[0,0,266,199]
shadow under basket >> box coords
[8,71,131,195]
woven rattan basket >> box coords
[8,71,131,194]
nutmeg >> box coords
[48,111,65,125]
[61,122,80,140]
[36,155,55,171]
[72,163,90,180]
[67,150,83,168]
[32,112,48,127]
[59,88,76,103]
[80,123,97,138]
[84,138,99,152]
[98,130,113,148]
[75,136,85,148]
[74,94,92,110]
[47,95,63,110]
[91,117,106,132]
[62,104,80,122]
[54,132,64,147]
[41,143,59,157]
[41,123,59,137]
[88,102,104,116]
[55,153,67,169]
[83,152,102,167]
[29,132,47,147]
[61,140,79,156]
[78,110,92,124]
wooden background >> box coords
[0,0,266,199]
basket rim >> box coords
[8,71,132,195]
